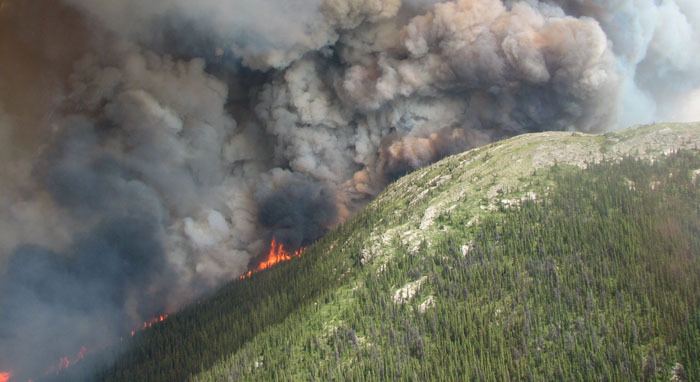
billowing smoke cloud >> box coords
[62,0,400,70]
[256,169,339,250]
[0,0,698,377]
[548,0,700,124]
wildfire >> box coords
[2,313,170,381]
[240,238,304,280]
[130,314,169,337]
[46,346,88,375]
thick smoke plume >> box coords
[1,0,699,377]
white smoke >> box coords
[548,0,700,125]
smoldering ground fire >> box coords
[1,0,700,378]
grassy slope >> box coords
[99,123,700,381]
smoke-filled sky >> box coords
[1,0,699,377]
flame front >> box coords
[240,238,303,280]
[46,346,88,375]
[131,314,169,337]
[0,371,11,382]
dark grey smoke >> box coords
[0,217,168,380]
[256,171,338,250]
[0,115,175,379]
[0,0,698,377]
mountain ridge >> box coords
[99,122,700,381]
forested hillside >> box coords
[92,124,700,381]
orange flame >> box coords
[45,346,87,375]
[240,238,303,279]
[3,313,170,380]
[131,314,169,337]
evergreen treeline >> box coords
[98,151,700,381]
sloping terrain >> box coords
[96,123,700,381]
